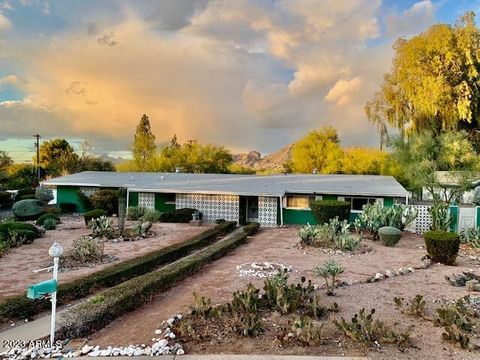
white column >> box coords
[50,256,59,348]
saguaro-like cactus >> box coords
[118,188,127,231]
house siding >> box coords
[57,186,84,212]
[258,196,278,227]
[176,193,239,223]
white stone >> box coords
[154,329,162,335]
[99,348,111,357]
[374,272,383,280]
[407,267,415,273]
[87,350,100,357]
[166,318,175,326]
[169,332,176,339]
[133,349,144,356]
[385,270,395,278]
[177,348,185,355]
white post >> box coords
[50,256,58,348]
[279,196,284,226]
[126,188,130,217]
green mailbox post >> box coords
[27,242,63,349]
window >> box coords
[344,197,377,211]
[164,193,176,204]
[286,195,314,209]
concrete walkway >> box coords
[0,315,52,351]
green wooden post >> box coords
[476,206,480,229]
[449,205,458,233]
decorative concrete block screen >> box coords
[258,196,278,227]
[138,192,155,209]
[176,193,239,223]
[405,204,432,234]
[79,187,100,197]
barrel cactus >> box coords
[12,199,44,220]
[378,226,402,247]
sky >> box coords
[0,0,479,162]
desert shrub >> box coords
[434,297,474,349]
[160,208,201,223]
[90,215,114,239]
[14,188,35,203]
[354,203,417,237]
[89,190,118,216]
[65,237,104,265]
[424,231,460,265]
[77,190,92,211]
[378,226,401,247]
[459,227,480,248]
[299,218,360,251]
[43,218,57,230]
[127,206,147,220]
[35,185,53,205]
[0,191,13,209]
[394,294,428,319]
[142,209,162,222]
[315,259,344,295]
[0,221,237,323]
[289,315,323,346]
[133,220,152,237]
[55,224,249,339]
[335,308,410,348]
[0,222,41,250]
[429,203,453,231]
[12,199,44,220]
[36,213,60,226]
[59,202,77,213]
[310,200,350,225]
[298,223,321,245]
[83,209,107,226]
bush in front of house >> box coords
[89,190,118,216]
[35,185,54,205]
[310,200,350,225]
[126,206,147,220]
[299,217,360,251]
[77,190,93,211]
[0,191,13,209]
[141,209,162,222]
[12,199,44,220]
[378,226,402,247]
[0,221,42,248]
[83,209,107,226]
[0,221,237,323]
[59,202,77,213]
[424,231,460,265]
[14,188,35,203]
[20,194,36,200]
[36,213,60,226]
[56,222,252,339]
[42,218,57,230]
[159,208,202,223]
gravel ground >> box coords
[87,227,480,359]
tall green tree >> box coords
[287,126,343,174]
[366,12,480,146]
[132,114,156,171]
[37,139,78,177]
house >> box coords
[44,171,409,227]
[421,171,480,204]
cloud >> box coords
[325,77,364,106]
[0,12,11,30]
[0,74,17,85]
[386,0,435,38]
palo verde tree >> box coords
[132,114,156,171]
[366,12,480,148]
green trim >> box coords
[283,208,318,225]
[383,197,394,207]
[128,192,138,207]
[477,207,480,228]
[57,186,84,213]
[449,205,458,232]
[322,194,338,201]
[154,193,176,212]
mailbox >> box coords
[27,279,57,300]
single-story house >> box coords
[422,171,480,204]
[44,171,409,227]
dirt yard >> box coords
[0,216,213,298]
[87,227,480,359]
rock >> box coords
[177,348,185,355]
[99,347,112,357]
[169,332,176,339]
[407,267,415,273]
[466,279,480,292]
[385,270,395,278]
[374,273,384,280]
[87,350,100,357]
[133,349,144,356]
[154,329,162,335]
[166,318,175,326]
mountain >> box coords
[97,154,127,165]
[233,144,292,173]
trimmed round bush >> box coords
[378,226,402,247]
[424,231,460,265]
[36,213,60,226]
[83,209,107,226]
[14,188,35,203]
[43,218,57,230]
[0,222,41,245]
[20,194,36,200]
[12,199,44,220]
[310,200,350,225]
[159,208,201,223]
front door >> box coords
[246,196,259,222]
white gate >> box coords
[458,206,476,233]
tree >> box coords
[366,12,480,145]
[287,126,343,174]
[37,139,78,177]
[341,147,388,175]
[132,114,156,171]
[390,131,480,203]
[0,151,13,172]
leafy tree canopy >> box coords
[132,114,156,170]
[37,138,78,177]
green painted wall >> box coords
[383,197,394,207]
[155,193,176,212]
[322,194,338,201]
[128,192,138,207]
[449,205,458,232]
[283,208,318,225]
[57,186,85,213]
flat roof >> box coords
[43,171,409,198]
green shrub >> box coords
[43,218,57,230]
[299,218,360,251]
[36,213,60,226]
[89,190,118,216]
[20,194,36,200]
[83,209,107,226]
[160,208,201,223]
[77,190,92,211]
[126,206,146,220]
[0,191,13,209]
[65,237,104,265]
[378,226,402,247]
[35,185,53,205]
[315,259,344,295]
[243,222,259,236]
[0,222,40,247]
[12,199,44,220]
[56,223,250,339]
[459,227,480,248]
[429,203,453,231]
[14,188,35,203]
[142,209,162,222]
[59,203,77,213]
[310,200,350,225]
[298,223,321,245]
[0,222,42,239]
[424,231,460,265]
[354,203,417,236]
[0,221,237,323]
